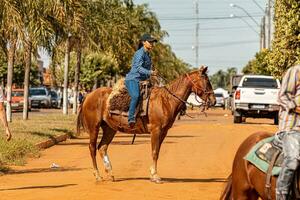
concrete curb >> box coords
[35,134,71,149]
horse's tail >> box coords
[76,96,86,135]
[219,174,232,200]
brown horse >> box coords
[220,131,283,200]
[77,66,216,183]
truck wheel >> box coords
[234,116,242,123]
[233,111,242,123]
[242,117,246,122]
[274,114,279,125]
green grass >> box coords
[0,110,76,170]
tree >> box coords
[54,0,86,115]
[210,67,237,90]
[242,49,271,75]
[16,0,57,120]
[0,0,20,121]
[80,52,118,90]
[267,0,300,77]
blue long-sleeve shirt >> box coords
[125,47,152,81]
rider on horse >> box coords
[0,85,12,141]
[125,33,158,129]
[275,64,300,200]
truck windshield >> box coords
[242,78,278,88]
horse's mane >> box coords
[166,75,186,92]
[163,70,202,93]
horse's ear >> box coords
[199,65,208,74]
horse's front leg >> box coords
[150,127,167,184]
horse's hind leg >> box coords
[89,126,101,181]
[98,122,116,181]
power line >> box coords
[159,14,263,21]
[167,26,254,31]
[173,40,258,49]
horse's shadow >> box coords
[4,167,85,175]
[0,184,77,191]
[115,177,227,183]
[241,122,275,126]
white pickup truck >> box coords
[232,75,280,124]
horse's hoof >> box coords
[150,175,162,184]
[93,171,102,181]
[104,175,115,182]
[150,177,163,184]
[95,176,103,182]
[108,175,115,182]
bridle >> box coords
[156,71,213,114]
[185,72,214,108]
[186,73,214,96]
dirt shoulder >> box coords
[0,109,277,200]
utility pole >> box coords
[267,0,272,48]
[195,1,199,67]
[260,16,266,49]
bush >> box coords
[0,137,39,168]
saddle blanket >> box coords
[244,136,283,176]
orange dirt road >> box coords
[0,109,277,200]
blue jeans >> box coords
[275,130,300,199]
[125,79,140,123]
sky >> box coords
[133,0,268,75]
[39,0,268,76]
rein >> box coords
[155,72,211,115]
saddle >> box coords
[245,136,300,199]
[107,78,152,118]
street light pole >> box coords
[195,1,199,68]
[230,3,265,50]
[252,0,265,12]
[267,0,272,48]
[230,14,262,50]
[230,3,260,27]
[261,16,266,49]
[230,14,259,35]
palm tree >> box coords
[53,0,86,115]
[16,0,57,119]
[1,0,22,122]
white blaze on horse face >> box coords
[103,155,112,171]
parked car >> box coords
[4,89,31,111]
[30,87,51,108]
[50,90,61,109]
[232,75,280,124]
[214,92,225,109]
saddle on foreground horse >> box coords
[220,131,300,200]
[77,66,216,183]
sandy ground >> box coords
[0,108,277,200]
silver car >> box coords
[30,87,51,108]
[214,93,225,109]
